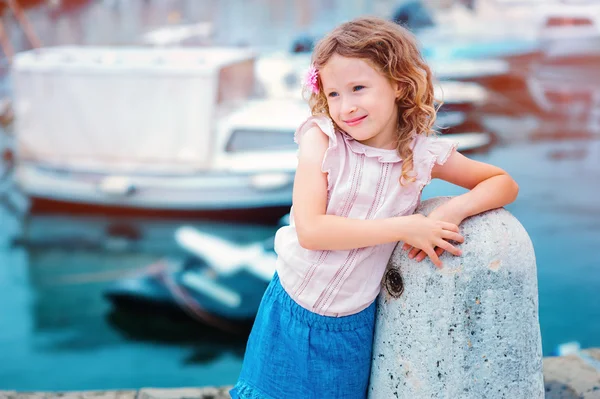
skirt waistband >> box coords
[266,273,376,332]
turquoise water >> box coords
[1,137,599,391]
[0,208,276,390]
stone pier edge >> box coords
[1,348,599,399]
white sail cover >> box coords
[12,46,256,173]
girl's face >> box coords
[320,54,400,149]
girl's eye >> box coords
[353,85,365,92]
[327,91,339,98]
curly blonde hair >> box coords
[307,16,440,185]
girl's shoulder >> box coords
[412,134,458,165]
[294,115,342,191]
[411,133,458,184]
[294,115,338,145]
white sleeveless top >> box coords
[274,115,457,316]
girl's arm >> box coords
[430,151,519,222]
[293,126,463,262]
[405,151,519,262]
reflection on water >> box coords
[106,306,248,363]
[526,56,600,139]
[1,211,276,390]
[20,212,276,335]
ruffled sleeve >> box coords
[294,115,341,191]
[412,134,458,187]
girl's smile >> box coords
[344,115,368,126]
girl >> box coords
[230,16,519,399]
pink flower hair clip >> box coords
[303,64,320,95]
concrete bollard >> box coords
[368,197,544,399]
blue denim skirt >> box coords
[230,273,377,399]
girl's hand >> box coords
[402,206,465,264]
[397,214,464,268]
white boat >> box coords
[104,223,281,331]
[11,46,491,211]
[175,226,276,282]
[12,46,298,210]
[537,2,600,58]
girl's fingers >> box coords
[424,246,442,268]
[435,247,445,261]
[440,222,460,232]
[436,239,462,256]
[402,243,411,251]
[408,247,420,259]
[417,246,445,262]
[442,230,464,243]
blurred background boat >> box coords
[9,43,493,212]
[11,210,279,332]
[104,222,281,333]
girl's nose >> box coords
[342,101,358,115]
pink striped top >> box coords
[274,115,458,317]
